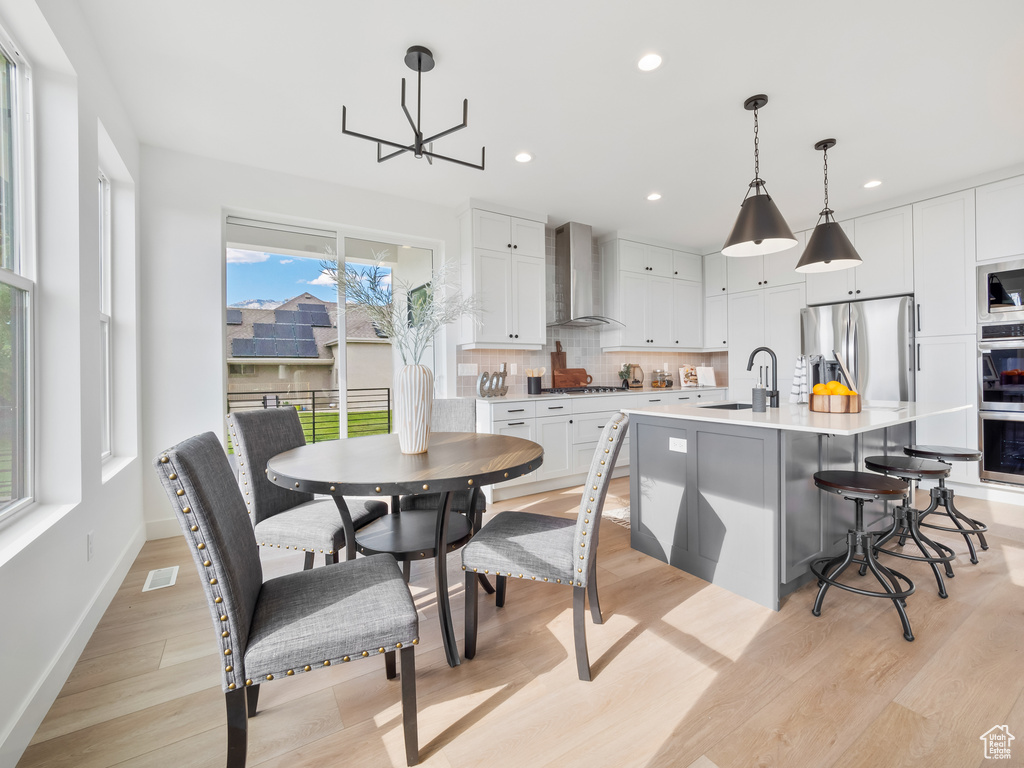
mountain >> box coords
[229,299,284,309]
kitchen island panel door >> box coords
[695,430,777,601]
[631,421,689,559]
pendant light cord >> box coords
[752,105,760,185]
[822,144,829,211]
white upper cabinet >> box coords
[853,205,914,298]
[805,206,913,305]
[976,175,1024,263]
[461,206,547,349]
[727,283,806,399]
[726,233,805,293]
[704,294,728,349]
[672,251,703,282]
[704,253,728,296]
[671,279,703,348]
[619,240,673,276]
[472,209,545,258]
[913,190,976,337]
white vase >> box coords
[394,364,433,454]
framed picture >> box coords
[407,282,430,327]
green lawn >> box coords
[226,408,392,453]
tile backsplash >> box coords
[456,227,729,397]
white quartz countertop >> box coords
[624,400,971,436]
[476,386,726,404]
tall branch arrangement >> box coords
[321,252,478,365]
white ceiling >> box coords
[77,0,1024,252]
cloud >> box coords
[279,258,293,264]
[226,248,270,264]
[306,271,336,286]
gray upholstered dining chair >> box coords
[461,411,629,681]
[154,432,420,767]
[227,408,388,568]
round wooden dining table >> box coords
[266,431,543,667]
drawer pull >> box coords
[648,399,661,403]
[547,406,564,410]
[508,408,525,413]
[508,421,525,426]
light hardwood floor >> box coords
[16,479,1024,768]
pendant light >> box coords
[796,139,862,272]
[722,94,797,257]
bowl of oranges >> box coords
[809,380,861,413]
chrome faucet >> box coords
[746,346,779,408]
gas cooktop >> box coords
[541,386,621,395]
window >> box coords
[98,171,111,459]
[0,34,32,517]
[228,363,256,376]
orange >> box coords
[812,383,827,395]
[847,390,858,396]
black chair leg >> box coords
[573,586,592,681]
[495,574,507,608]
[225,688,248,768]
[245,683,260,717]
[402,559,412,584]
[385,649,397,680]
[326,552,339,566]
[302,551,315,570]
[464,571,479,659]
[400,646,419,766]
[587,561,602,625]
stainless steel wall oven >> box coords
[978,318,1024,484]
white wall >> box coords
[139,147,461,537]
[0,2,144,764]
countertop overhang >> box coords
[623,400,970,436]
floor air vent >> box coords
[142,566,179,592]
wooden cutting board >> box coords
[551,340,567,372]
[552,368,593,388]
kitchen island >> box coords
[624,400,970,609]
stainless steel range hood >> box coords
[548,222,622,328]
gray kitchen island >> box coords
[624,401,970,610]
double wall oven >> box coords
[978,259,1024,484]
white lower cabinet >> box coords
[491,418,537,486]
[915,334,979,482]
[536,414,573,480]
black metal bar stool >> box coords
[863,455,957,598]
[810,470,916,642]
[903,445,988,564]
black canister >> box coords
[527,376,542,394]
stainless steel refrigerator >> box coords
[800,295,916,401]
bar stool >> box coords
[810,470,916,642]
[863,455,957,598]
[903,445,988,564]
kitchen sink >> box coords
[701,402,753,410]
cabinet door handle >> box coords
[856,289,861,294]
[547,406,564,410]
[508,421,525,426]
[507,243,512,249]
[758,281,762,285]
[648,399,661,403]
[721,287,726,291]
[508,408,525,413]
[569,419,573,424]
[916,303,921,333]
[917,343,921,372]
[763,280,768,284]
[513,244,518,249]
[848,290,854,295]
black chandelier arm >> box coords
[342,115,421,155]
[378,143,414,163]
[422,100,470,144]
[421,145,486,171]
[399,78,419,136]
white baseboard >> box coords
[1,524,145,767]
[146,516,182,540]
[948,479,1024,505]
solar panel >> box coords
[298,303,327,313]
[275,339,299,357]
[295,311,313,325]
[295,324,314,340]
[310,313,331,327]
[253,323,275,338]
[274,324,295,339]
[226,309,242,325]
[296,340,318,357]
[231,338,255,357]
[254,338,276,356]
[274,310,298,324]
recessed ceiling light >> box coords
[515,152,533,163]
[863,180,882,188]
[638,54,662,72]
[647,192,662,201]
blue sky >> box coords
[226,249,339,305]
